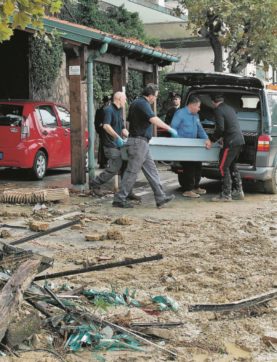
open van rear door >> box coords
[165,72,264,89]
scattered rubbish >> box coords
[0,224,27,230]
[32,203,47,212]
[262,335,277,349]
[106,229,124,240]
[34,254,163,281]
[97,256,113,262]
[189,290,277,312]
[0,187,69,204]
[28,220,49,232]
[10,219,81,246]
[151,295,179,312]
[113,217,133,225]
[82,288,141,308]
[0,243,176,359]
[0,229,11,239]
[131,322,183,329]
[0,258,42,343]
[144,218,160,224]
[85,234,105,242]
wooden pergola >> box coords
[41,17,180,187]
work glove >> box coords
[115,136,125,148]
[168,128,178,138]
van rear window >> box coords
[0,104,23,126]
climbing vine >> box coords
[29,34,63,99]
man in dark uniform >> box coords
[113,83,178,208]
[210,94,245,201]
[94,96,110,168]
[165,93,181,125]
[90,92,139,201]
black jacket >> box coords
[211,103,245,147]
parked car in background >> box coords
[164,73,277,193]
[0,100,88,179]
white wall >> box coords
[168,47,215,72]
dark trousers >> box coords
[181,161,202,191]
[219,146,243,197]
[97,131,108,168]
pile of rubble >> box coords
[0,227,181,360]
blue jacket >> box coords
[171,107,208,139]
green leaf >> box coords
[3,0,15,16]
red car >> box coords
[0,100,88,179]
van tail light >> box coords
[21,125,30,139]
[257,134,271,152]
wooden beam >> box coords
[95,53,122,67]
[95,54,153,73]
[67,47,86,186]
[111,65,123,92]
[0,258,41,343]
[128,58,153,73]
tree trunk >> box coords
[209,34,223,72]
[0,258,41,343]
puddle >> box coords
[192,343,251,361]
[225,342,251,359]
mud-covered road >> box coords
[0,166,276,362]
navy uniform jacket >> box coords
[212,103,245,147]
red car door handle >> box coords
[42,130,48,135]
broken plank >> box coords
[188,290,277,312]
[10,219,81,246]
[34,254,163,281]
[0,187,69,204]
[0,258,41,342]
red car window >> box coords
[0,104,23,126]
[35,105,57,127]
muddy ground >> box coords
[0,166,276,362]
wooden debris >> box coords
[0,229,11,238]
[29,220,49,232]
[106,229,124,240]
[34,254,163,281]
[0,242,53,274]
[6,310,41,347]
[188,290,277,312]
[114,217,133,225]
[0,258,41,342]
[0,188,69,204]
[85,233,105,241]
[10,219,81,246]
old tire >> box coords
[263,165,277,194]
[32,151,47,180]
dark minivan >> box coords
[165,72,277,194]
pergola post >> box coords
[110,57,129,191]
[143,64,159,136]
[67,47,86,188]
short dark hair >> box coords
[102,95,111,103]
[142,83,159,97]
[188,95,201,104]
[211,94,224,102]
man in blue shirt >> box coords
[172,96,211,198]
[113,83,178,208]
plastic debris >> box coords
[65,325,143,352]
[82,288,141,308]
[151,295,179,311]
[94,334,143,352]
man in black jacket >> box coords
[210,94,245,201]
